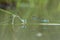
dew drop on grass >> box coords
[41,19,49,23]
[36,32,42,37]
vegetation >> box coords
[0,0,60,40]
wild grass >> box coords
[0,0,60,40]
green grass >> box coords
[0,0,60,40]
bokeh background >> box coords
[0,0,60,40]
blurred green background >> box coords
[0,0,60,40]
